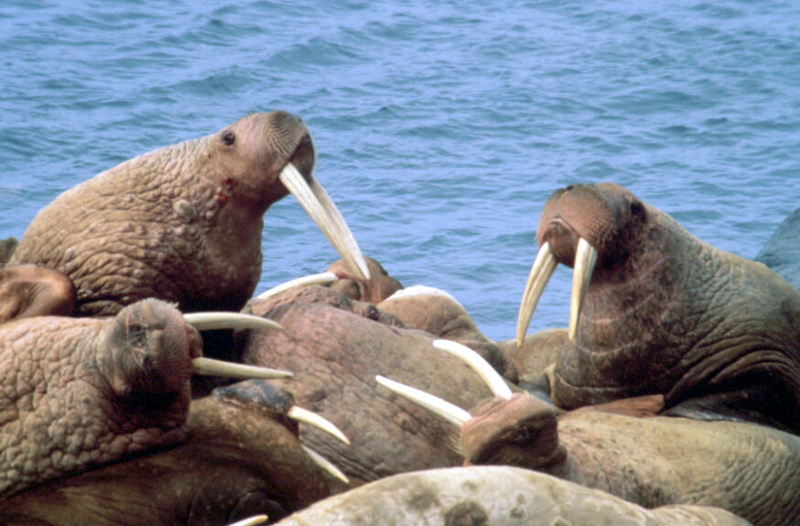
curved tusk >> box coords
[375,375,470,427]
[225,516,268,526]
[301,445,350,484]
[280,163,371,281]
[288,406,350,445]
[256,271,339,300]
[569,237,598,341]
[183,312,283,332]
[516,241,558,348]
[192,357,294,379]
[433,339,513,400]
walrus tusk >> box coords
[375,375,470,427]
[225,515,268,526]
[256,271,338,300]
[279,163,371,281]
[301,445,350,484]
[191,357,294,379]
[516,241,557,347]
[288,405,351,445]
[569,238,598,341]
[183,312,283,331]
[433,339,512,400]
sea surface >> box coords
[1,1,798,341]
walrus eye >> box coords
[221,130,236,146]
[630,200,644,216]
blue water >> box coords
[1,1,798,341]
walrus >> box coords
[379,341,800,526]
[272,466,750,526]
[0,298,292,498]
[0,380,346,525]
[515,183,800,434]
[10,111,370,317]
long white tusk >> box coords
[225,516,268,526]
[192,357,294,379]
[301,445,350,484]
[183,312,283,331]
[569,237,598,341]
[516,241,558,347]
[433,339,512,400]
[280,163,371,281]
[256,271,338,300]
[288,406,350,445]
[375,375,470,427]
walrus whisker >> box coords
[279,163,371,281]
[256,271,339,300]
[375,375,470,427]
[224,515,268,526]
[192,357,294,380]
[516,241,557,347]
[301,445,350,484]
[569,238,598,341]
[288,406,350,445]
[183,312,283,331]
[433,339,512,400]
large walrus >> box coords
[273,466,750,526]
[9,111,370,316]
[0,298,291,498]
[515,183,800,434]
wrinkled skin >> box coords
[0,265,76,324]
[536,183,800,433]
[326,256,402,304]
[0,298,200,498]
[458,393,800,526]
[240,285,510,488]
[273,466,750,526]
[755,206,800,290]
[10,111,315,316]
[0,380,329,526]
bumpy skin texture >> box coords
[755,207,800,290]
[273,466,751,526]
[0,265,76,324]
[10,111,314,316]
[539,184,800,433]
[0,380,329,526]
[0,298,199,498]
[459,393,800,526]
[241,286,506,488]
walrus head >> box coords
[516,183,800,433]
[10,110,370,316]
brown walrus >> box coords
[0,264,76,324]
[516,183,800,434]
[0,298,291,498]
[10,111,370,317]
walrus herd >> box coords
[1,111,798,525]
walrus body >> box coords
[10,111,325,316]
[0,380,330,526]
[519,183,800,434]
[273,466,750,526]
[0,299,200,498]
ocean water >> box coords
[0,1,798,341]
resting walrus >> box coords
[10,111,369,316]
[516,183,800,433]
